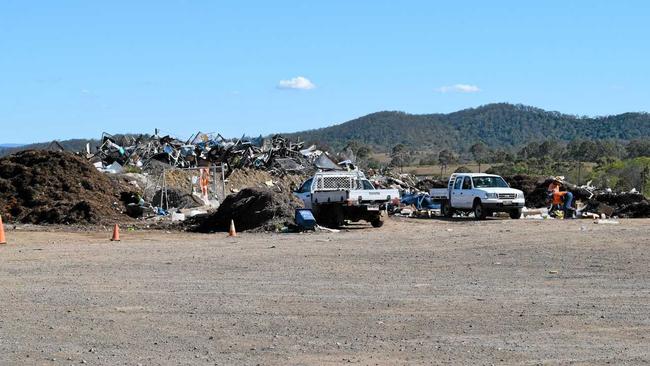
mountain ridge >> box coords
[1,103,649,157]
[283,103,650,151]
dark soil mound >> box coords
[0,150,132,224]
[505,175,595,208]
[152,188,203,209]
[186,187,300,232]
[614,201,650,218]
[504,175,550,208]
[415,178,447,191]
[594,192,646,206]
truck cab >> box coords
[294,177,314,209]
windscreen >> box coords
[472,176,509,188]
[361,180,375,190]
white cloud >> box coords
[436,84,481,93]
[277,76,316,90]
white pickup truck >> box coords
[294,170,399,228]
[430,173,525,220]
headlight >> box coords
[517,193,524,199]
[486,192,498,199]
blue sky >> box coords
[1,1,648,143]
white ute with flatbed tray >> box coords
[430,173,525,219]
[294,170,399,228]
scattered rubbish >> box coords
[171,212,186,222]
[399,208,414,216]
[400,192,440,211]
[594,219,620,225]
[103,161,124,174]
[188,209,207,217]
[316,225,340,233]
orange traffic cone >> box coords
[228,219,237,237]
[110,224,120,242]
[0,215,6,245]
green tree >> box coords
[627,139,650,158]
[390,144,412,172]
[438,149,458,176]
[469,142,490,172]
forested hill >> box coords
[285,103,650,151]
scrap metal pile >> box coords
[367,169,447,192]
[90,131,323,177]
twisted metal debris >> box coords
[90,131,323,177]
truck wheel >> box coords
[441,202,454,218]
[370,217,384,228]
[473,200,487,220]
[509,209,522,219]
[329,206,345,228]
[314,205,342,228]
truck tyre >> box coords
[509,209,522,219]
[329,205,345,228]
[441,201,454,218]
[473,200,487,220]
[314,205,343,228]
[370,217,384,228]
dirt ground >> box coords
[1,218,649,365]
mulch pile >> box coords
[185,187,301,232]
[0,150,133,224]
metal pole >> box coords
[159,170,165,209]
[164,171,169,211]
[212,165,218,201]
[221,163,226,200]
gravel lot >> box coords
[1,218,649,365]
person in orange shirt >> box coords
[199,167,210,200]
[548,176,574,218]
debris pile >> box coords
[585,192,649,218]
[414,178,448,191]
[0,151,133,224]
[368,170,442,192]
[505,174,650,218]
[92,132,321,177]
[152,188,203,210]
[185,187,302,232]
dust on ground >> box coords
[1,218,649,365]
